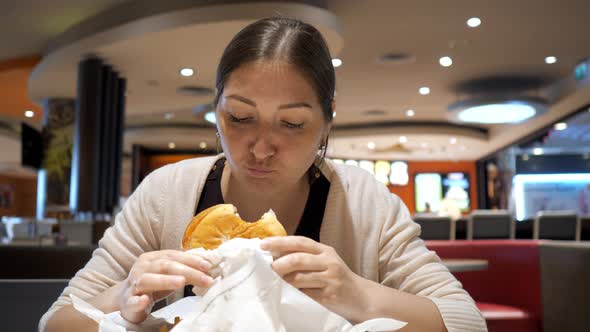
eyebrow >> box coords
[226,94,313,110]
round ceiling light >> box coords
[180,68,195,77]
[448,97,547,124]
[467,17,481,28]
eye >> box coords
[282,121,304,129]
[229,114,253,123]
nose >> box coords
[250,133,276,161]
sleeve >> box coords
[38,166,169,331]
[377,189,487,332]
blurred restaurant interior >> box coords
[1,0,589,331]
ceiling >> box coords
[1,0,590,170]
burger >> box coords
[181,204,287,250]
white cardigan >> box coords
[40,155,487,331]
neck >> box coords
[221,162,309,231]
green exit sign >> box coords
[575,61,587,81]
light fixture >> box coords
[367,141,376,150]
[554,122,567,131]
[533,147,544,155]
[467,17,481,28]
[168,142,176,149]
[199,142,207,149]
[419,87,430,95]
[513,173,590,220]
[450,137,457,144]
[164,112,174,120]
[180,68,195,77]
[332,58,342,67]
[24,110,34,118]
[439,56,453,67]
[332,111,336,118]
[204,111,216,124]
[399,136,408,143]
[448,97,547,124]
[405,109,415,117]
[544,56,557,64]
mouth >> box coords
[246,167,274,178]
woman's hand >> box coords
[260,236,369,322]
[118,250,214,324]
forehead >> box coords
[224,60,319,103]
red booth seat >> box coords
[425,240,544,332]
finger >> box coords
[133,273,186,295]
[121,294,153,324]
[260,236,323,256]
[140,250,212,272]
[283,271,327,289]
[151,260,214,287]
[162,250,212,272]
[271,252,325,277]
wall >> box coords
[388,160,478,215]
[0,175,37,217]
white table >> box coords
[442,259,488,272]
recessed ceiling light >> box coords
[450,137,457,144]
[199,142,207,149]
[399,136,408,143]
[533,148,544,155]
[180,68,195,77]
[168,142,176,149]
[439,56,453,67]
[419,87,430,95]
[204,111,216,124]
[467,17,481,28]
[24,110,34,118]
[544,56,557,64]
[164,112,174,120]
[332,58,342,67]
[406,109,415,117]
[367,141,376,150]
[448,97,547,124]
[554,122,567,130]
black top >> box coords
[184,158,330,297]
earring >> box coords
[215,132,221,154]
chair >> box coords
[539,241,590,332]
[426,240,544,332]
[534,210,580,241]
[413,214,455,240]
[468,210,514,240]
[0,279,69,332]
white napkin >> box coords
[71,238,406,331]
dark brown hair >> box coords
[214,16,335,123]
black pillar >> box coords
[70,57,126,218]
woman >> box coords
[41,17,486,331]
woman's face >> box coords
[216,60,331,193]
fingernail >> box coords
[200,275,213,286]
[199,260,211,270]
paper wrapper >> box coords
[71,238,407,331]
